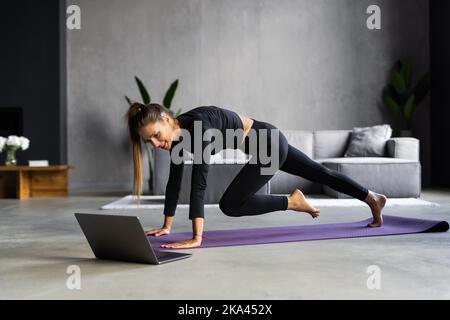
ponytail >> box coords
[124,102,174,204]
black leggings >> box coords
[219,119,369,217]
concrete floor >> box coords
[1,188,450,300]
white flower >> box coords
[20,137,30,150]
[0,136,6,152]
[4,135,30,151]
[6,135,21,148]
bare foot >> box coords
[364,190,387,227]
[287,189,321,218]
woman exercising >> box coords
[125,103,387,249]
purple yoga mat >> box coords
[147,215,449,249]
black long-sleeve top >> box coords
[163,106,244,220]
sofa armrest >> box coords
[386,137,420,161]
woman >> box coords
[125,103,387,249]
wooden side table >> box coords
[0,165,73,199]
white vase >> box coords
[5,148,18,166]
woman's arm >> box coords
[160,124,211,249]
[145,215,174,236]
[163,161,184,216]
[161,217,204,249]
[192,217,204,240]
[163,215,174,229]
[146,158,183,236]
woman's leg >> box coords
[218,120,385,225]
[280,143,386,227]
[219,162,287,217]
[219,121,290,217]
[280,144,369,201]
[219,121,320,218]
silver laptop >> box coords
[75,213,192,264]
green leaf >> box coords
[412,72,430,105]
[403,94,415,119]
[400,59,412,88]
[384,95,401,114]
[174,108,182,118]
[125,95,133,106]
[391,71,406,94]
[163,79,179,109]
[135,76,151,104]
[385,84,402,104]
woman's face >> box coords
[138,114,174,150]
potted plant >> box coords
[125,76,181,194]
[383,59,430,137]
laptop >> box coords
[75,213,192,264]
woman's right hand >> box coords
[145,227,170,237]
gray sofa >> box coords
[153,129,421,203]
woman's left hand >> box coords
[161,238,202,249]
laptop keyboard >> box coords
[156,251,174,258]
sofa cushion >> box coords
[344,124,392,157]
[269,130,321,195]
[178,163,269,204]
[153,148,268,202]
[315,157,410,164]
[183,148,250,164]
[319,157,421,198]
[313,130,351,159]
[281,130,314,158]
[269,170,323,195]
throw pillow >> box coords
[344,124,392,157]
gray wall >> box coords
[67,0,430,191]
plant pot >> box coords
[399,130,413,137]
